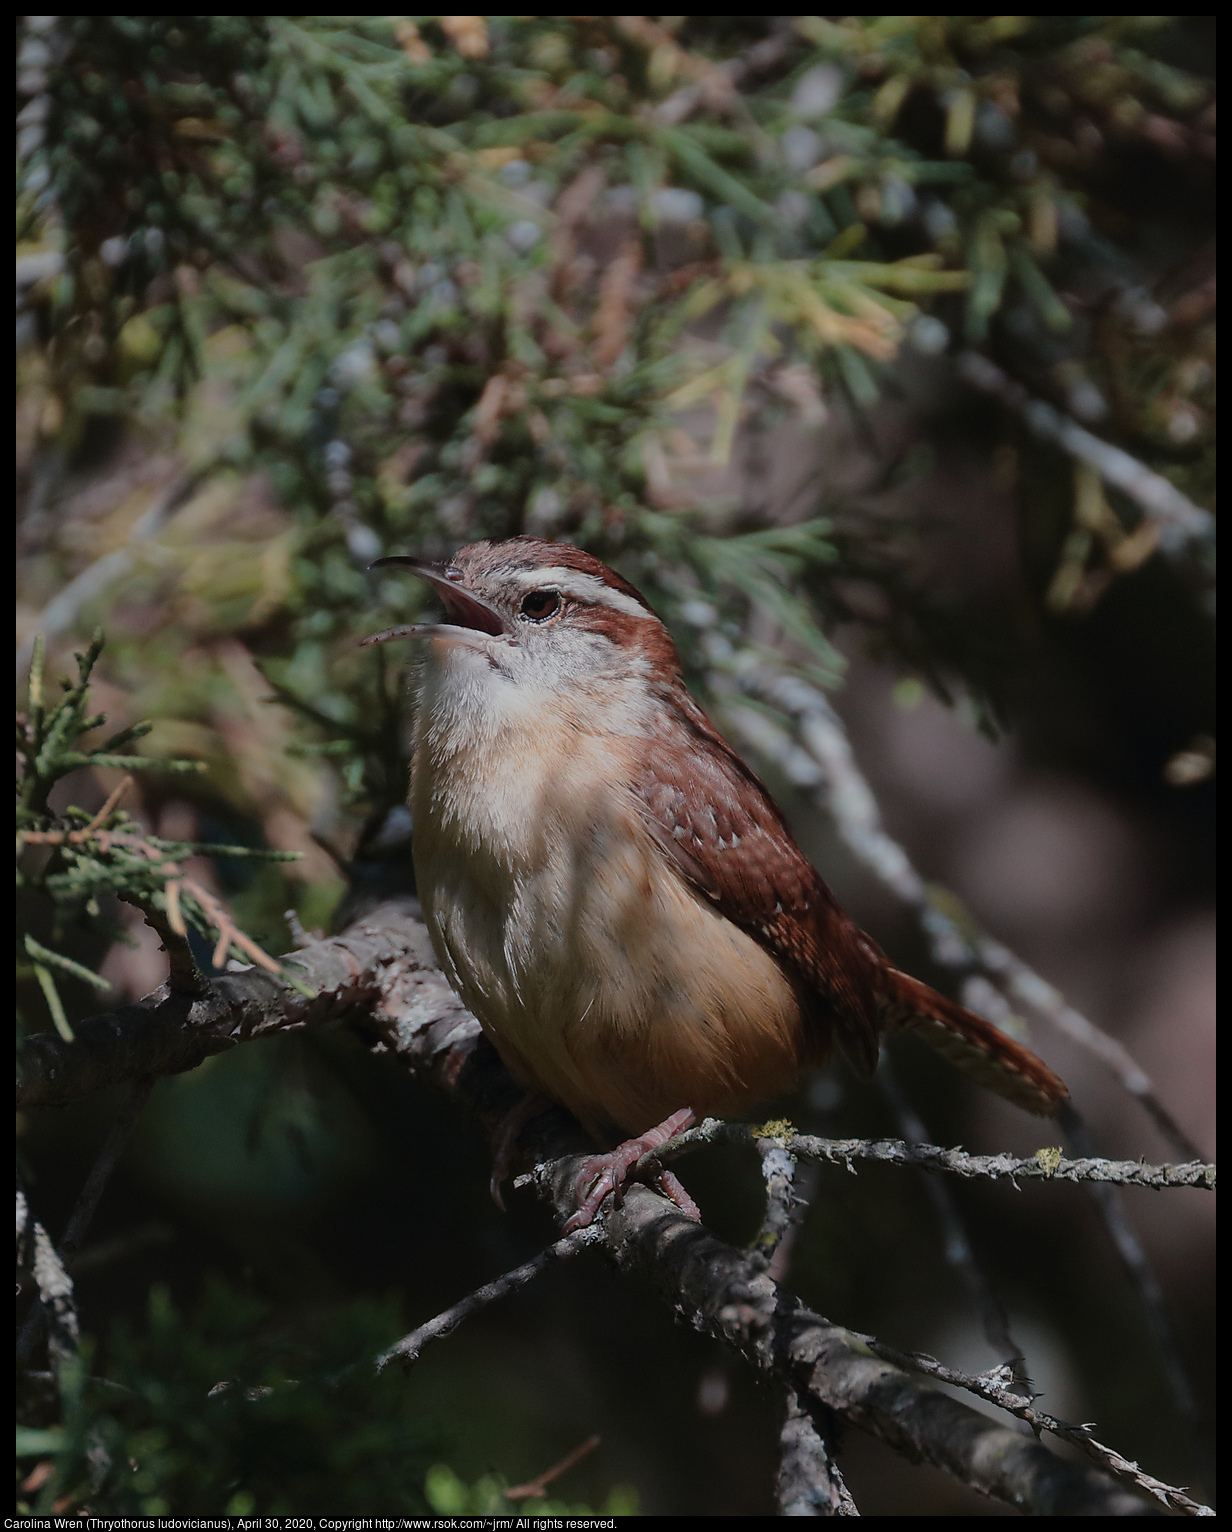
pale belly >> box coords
[412,751,808,1138]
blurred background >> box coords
[17,16,1213,1516]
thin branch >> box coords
[777,1391,859,1516]
[506,1434,601,1502]
[16,1182,78,1369]
[727,661,1209,1465]
[955,351,1214,555]
[865,1338,1213,1517]
[766,1158,819,1286]
[375,1226,603,1372]
[60,1076,155,1258]
[1059,1102,1201,1428]
[17,1076,154,1364]
[181,876,282,974]
[879,1063,1030,1394]
[628,1119,1215,1191]
[552,1180,1155,1515]
[751,1138,802,1268]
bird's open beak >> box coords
[361,555,508,648]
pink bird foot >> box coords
[563,1108,700,1233]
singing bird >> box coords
[364,538,1067,1228]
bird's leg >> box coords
[490,1091,552,1210]
[563,1108,699,1233]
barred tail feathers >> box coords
[879,969,1068,1117]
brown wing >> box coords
[632,683,884,1076]
[631,682,1070,1117]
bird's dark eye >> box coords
[520,589,561,622]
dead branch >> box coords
[879,1063,1029,1393]
[16,1184,78,1367]
[866,1339,1213,1517]
[506,1434,602,1502]
[376,1226,603,1371]
[17,1077,154,1363]
[629,1119,1214,1191]
[778,1391,859,1516]
[723,664,1209,1452]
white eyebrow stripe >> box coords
[507,566,651,619]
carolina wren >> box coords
[365,538,1067,1226]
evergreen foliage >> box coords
[17,635,303,1043]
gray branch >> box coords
[751,1139,804,1268]
[879,1063,1030,1393]
[722,664,1209,1462]
[778,1391,859,1516]
[553,1180,1157,1515]
[376,1226,603,1371]
[866,1340,1213,1517]
[955,351,1214,556]
[634,1119,1215,1192]
[17,1183,78,1368]
[1059,1102,1201,1429]
[14,469,206,681]
[17,1076,154,1363]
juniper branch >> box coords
[632,1119,1215,1191]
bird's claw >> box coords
[562,1108,699,1233]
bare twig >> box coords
[17,1076,154,1364]
[181,876,282,974]
[726,661,1209,1460]
[751,1139,802,1268]
[79,774,133,835]
[16,1184,78,1369]
[955,351,1214,555]
[549,1181,1153,1514]
[879,1063,1029,1394]
[777,1392,859,1516]
[766,1159,819,1286]
[628,1118,1214,1191]
[1059,1102,1200,1428]
[866,1338,1213,1517]
[506,1434,601,1502]
[60,1076,155,1259]
[375,1226,603,1371]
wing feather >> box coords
[629,683,1067,1116]
[632,685,883,1075]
